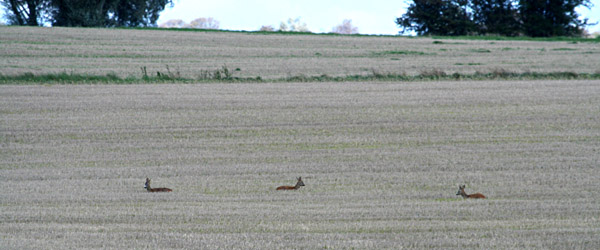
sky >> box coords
[156,0,600,35]
[157,0,407,34]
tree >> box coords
[158,17,220,29]
[50,0,112,27]
[259,25,274,31]
[2,0,173,27]
[110,0,173,27]
[395,0,475,36]
[159,18,185,28]
[331,19,359,34]
[279,17,309,32]
[187,17,219,29]
[1,0,51,25]
[396,0,592,37]
[471,0,520,36]
[519,0,590,37]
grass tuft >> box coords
[432,40,467,45]
[197,65,234,81]
[552,48,578,51]
[418,69,447,79]
[375,50,432,56]
[470,48,492,53]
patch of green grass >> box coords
[0,72,124,84]
[431,35,600,43]
[112,26,600,43]
[552,48,578,51]
[455,63,484,66]
[432,40,467,45]
[119,26,391,38]
[374,50,433,56]
[470,48,491,53]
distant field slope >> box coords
[1,26,599,79]
[1,81,599,248]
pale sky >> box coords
[157,0,600,35]
[157,0,407,34]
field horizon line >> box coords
[122,26,600,43]
[2,25,599,43]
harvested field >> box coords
[1,26,600,79]
[1,81,600,249]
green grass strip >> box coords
[2,71,600,84]
[115,27,600,42]
[430,35,600,43]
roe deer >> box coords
[276,177,305,190]
[144,178,172,192]
[456,184,485,199]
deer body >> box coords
[456,185,485,199]
[145,178,172,192]
[276,177,305,190]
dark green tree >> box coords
[471,0,520,36]
[50,0,114,27]
[1,0,51,25]
[396,0,592,37]
[51,0,173,27]
[2,0,173,27]
[395,0,475,36]
[110,0,173,27]
[519,0,591,37]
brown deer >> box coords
[144,178,172,192]
[276,177,305,190]
[456,184,485,199]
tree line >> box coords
[1,0,173,27]
[2,0,593,37]
[396,0,593,37]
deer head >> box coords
[297,177,305,187]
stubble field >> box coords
[1,26,599,79]
[1,27,600,249]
